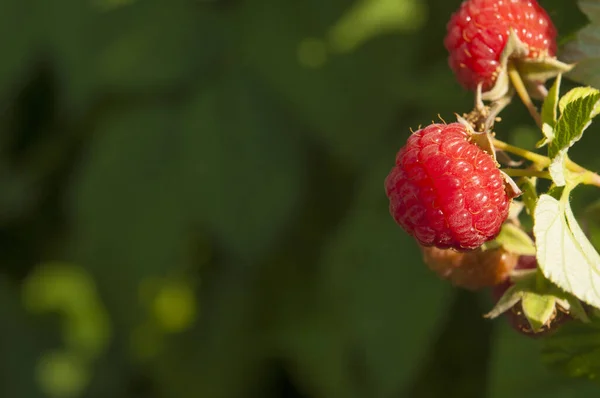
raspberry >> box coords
[385,122,510,251]
[421,245,518,290]
[444,0,557,92]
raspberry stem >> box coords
[493,138,600,187]
[501,168,551,180]
[507,61,542,128]
[582,170,600,187]
[492,139,548,166]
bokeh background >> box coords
[1,0,600,397]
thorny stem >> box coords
[507,61,542,128]
[493,138,600,187]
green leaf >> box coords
[238,0,426,165]
[549,149,567,187]
[521,293,556,332]
[0,0,35,94]
[545,87,599,186]
[543,316,600,382]
[493,223,536,256]
[0,276,46,398]
[537,125,553,148]
[68,71,305,329]
[508,201,526,221]
[22,263,111,360]
[181,74,306,261]
[518,178,538,215]
[562,2,600,89]
[37,0,213,108]
[549,88,600,159]
[327,0,426,53]
[558,86,600,116]
[534,193,600,309]
[539,74,561,147]
[559,293,591,323]
[275,313,360,398]
[314,158,452,397]
[93,0,208,89]
[68,106,198,329]
[484,285,524,319]
[489,320,599,398]
[516,58,573,90]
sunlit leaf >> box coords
[534,193,600,309]
[328,0,426,53]
[558,87,600,116]
[549,88,600,159]
[549,149,567,187]
[494,223,536,256]
[22,263,111,359]
[521,293,556,332]
[539,74,561,147]
[36,351,90,398]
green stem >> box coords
[492,139,549,167]
[501,168,551,180]
[581,170,600,187]
[508,61,542,128]
[493,138,600,188]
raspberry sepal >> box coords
[487,262,589,336]
[483,30,573,102]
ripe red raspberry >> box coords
[385,122,510,250]
[421,245,518,290]
[444,0,557,92]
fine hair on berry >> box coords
[385,122,510,250]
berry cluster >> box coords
[385,0,591,336]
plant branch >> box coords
[581,170,600,188]
[501,168,551,180]
[493,138,600,188]
[507,61,542,128]
[492,139,549,167]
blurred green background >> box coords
[1,0,600,397]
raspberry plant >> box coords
[386,0,600,376]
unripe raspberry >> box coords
[444,0,557,92]
[385,122,510,251]
[422,245,518,290]
[492,256,571,337]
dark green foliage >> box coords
[0,1,597,397]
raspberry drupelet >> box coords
[385,122,510,251]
